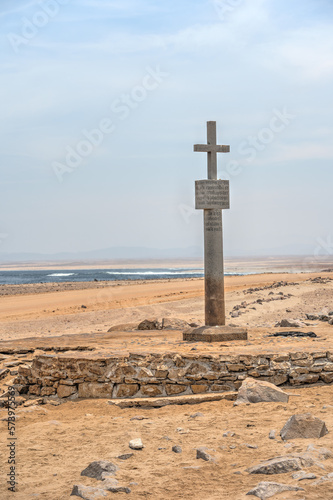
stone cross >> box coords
[194,121,230,326]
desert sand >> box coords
[1,269,333,499]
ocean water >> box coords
[0,268,207,285]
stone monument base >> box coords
[183,325,248,342]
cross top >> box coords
[194,121,230,180]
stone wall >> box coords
[14,350,333,400]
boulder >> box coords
[70,484,108,499]
[161,318,189,330]
[246,454,314,475]
[138,318,161,330]
[246,481,304,499]
[275,319,306,327]
[280,413,328,440]
[234,378,289,406]
[107,323,137,332]
[80,461,118,480]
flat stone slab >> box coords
[183,326,248,342]
[108,392,237,408]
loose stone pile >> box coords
[14,348,333,400]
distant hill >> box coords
[0,246,203,263]
[0,242,329,264]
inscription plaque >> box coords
[195,179,230,210]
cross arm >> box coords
[194,144,230,152]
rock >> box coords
[268,430,276,440]
[280,413,328,440]
[306,314,320,320]
[321,372,333,383]
[329,318,333,325]
[0,368,9,380]
[191,384,208,394]
[312,472,333,485]
[306,444,332,460]
[81,305,87,309]
[161,318,189,330]
[107,323,137,332]
[165,384,187,395]
[115,384,139,398]
[140,384,163,397]
[78,383,111,399]
[129,438,144,450]
[176,427,189,434]
[23,398,43,407]
[102,479,131,494]
[40,387,56,396]
[70,484,108,499]
[270,330,317,338]
[196,447,214,461]
[80,460,118,480]
[246,454,315,475]
[138,318,161,330]
[234,378,289,406]
[246,481,304,499]
[292,470,316,480]
[189,412,204,418]
[117,453,133,460]
[275,319,306,327]
[57,385,77,398]
[231,311,240,318]
[172,445,182,453]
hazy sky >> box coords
[1,0,333,257]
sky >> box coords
[0,0,333,259]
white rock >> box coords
[129,438,144,450]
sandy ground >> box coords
[0,388,333,499]
[0,271,333,499]
[1,272,333,343]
